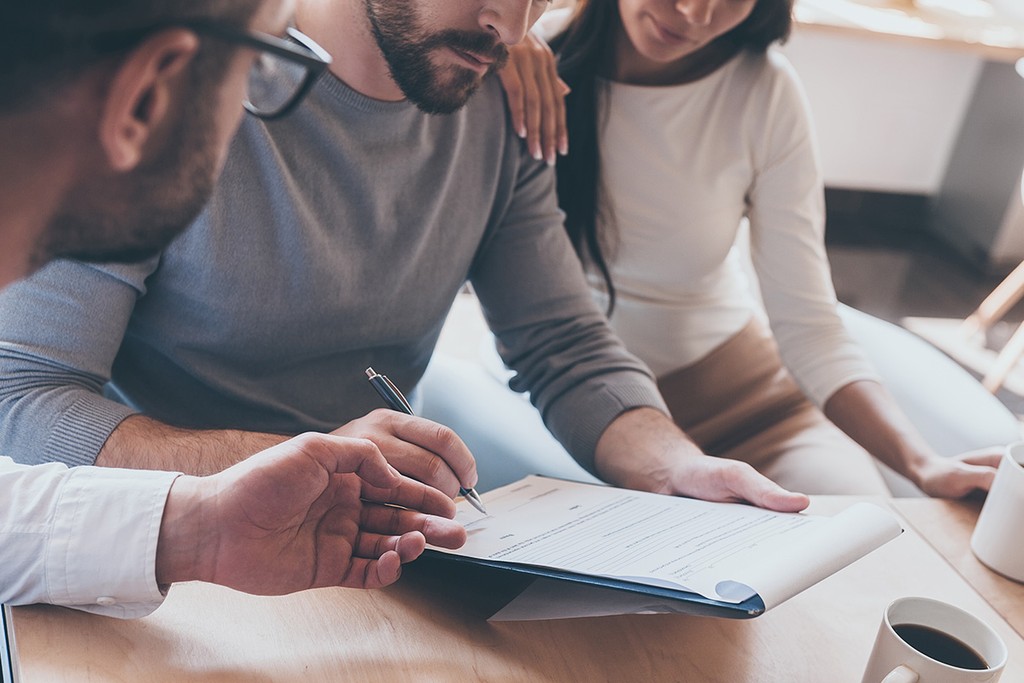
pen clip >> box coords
[366,367,413,414]
[381,374,413,413]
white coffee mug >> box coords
[861,597,1006,683]
[972,443,1024,583]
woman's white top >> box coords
[588,47,878,407]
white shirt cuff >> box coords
[45,466,180,618]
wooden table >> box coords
[12,497,1024,682]
[796,0,1024,62]
[891,496,1024,638]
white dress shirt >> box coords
[0,457,179,618]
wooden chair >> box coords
[960,260,1024,392]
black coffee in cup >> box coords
[893,623,988,670]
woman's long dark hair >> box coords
[551,0,794,314]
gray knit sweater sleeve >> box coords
[470,150,669,472]
[0,259,151,466]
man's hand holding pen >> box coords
[329,408,478,501]
[364,368,487,514]
[322,371,484,515]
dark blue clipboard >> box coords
[421,549,766,619]
[421,473,767,620]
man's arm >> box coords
[0,259,153,468]
[0,434,465,617]
[99,410,480,498]
[95,415,287,475]
[470,140,669,472]
[0,260,479,491]
[593,408,809,512]
[0,260,295,476]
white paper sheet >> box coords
[437,476,901,618]
[487,579,706,621]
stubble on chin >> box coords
[364,0,508,114]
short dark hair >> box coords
[1,0,261,113]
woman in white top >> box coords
[509,0,1002,496]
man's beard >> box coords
[364,0,509,114]
[34,89,218,268]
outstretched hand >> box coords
[595,408,810,512]
[156,432,467,594]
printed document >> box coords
[432,476,901,617]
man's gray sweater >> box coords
[0,74,666,472]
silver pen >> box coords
[365,367,487,514]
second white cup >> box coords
[971,442,1024,583]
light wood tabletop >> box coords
[796,0,1024,62]
[12,496,1024,682]
[891,496,1024,639]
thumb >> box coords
[739,474,809,513]
[757,487,810,513]
[957,450,1004,468]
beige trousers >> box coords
[657,318,891,495]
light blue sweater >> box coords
[0,74,666,472]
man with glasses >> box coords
[0,0,809,512]
[0,0,464,616]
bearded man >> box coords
[0,0,808,513]
[1,0,466,616]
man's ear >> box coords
[98,29,201,172]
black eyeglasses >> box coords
[178,22,332,120]
[92,21,331,120]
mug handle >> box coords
[880,665,919,683]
